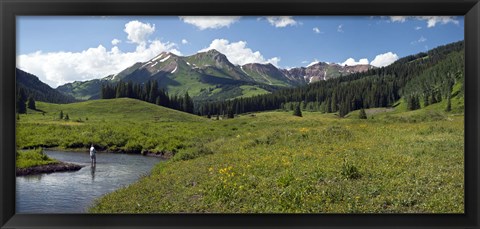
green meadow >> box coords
[16,96,464,213]
[16,148,58,169]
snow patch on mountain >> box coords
[151,53,165,62]
[159,55,171,62]
[141,61,152,68]
[171,65,177,74]
[307,61,319,67]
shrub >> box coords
[341,159,362,180]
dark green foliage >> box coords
[197,41,464,117]
[59,110,64,120]
[407,95,421,111]
[359,108,367,119]
[227,106,235,119]
[293,104,302,117]
[16,87,27,114]
[100,80,195,114]
[64,114,70,120]
[183,92,194,114]
[27,95,36,110]
[338,102,350,118]
[17,114,20,120]
[341,159,361,180]
[16,68,77,104]
[445,96,452,112]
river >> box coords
[16,150,162,213]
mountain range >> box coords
[55,49,373,101]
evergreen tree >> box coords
[227,106,235,119]
[359,108,367,119]
[27,95,36,110]
[423,93,430,107]
[59,110,64,120]
[445,95,452,112]
[64,114,69,120]
[338,103,349,118]
[331,93,338,112]
[16,98,27,114]
[16,87,27,114]
[293,104,302,117]
[183,92,194,114]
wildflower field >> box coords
[16,97,464,213]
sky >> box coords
[16,16,464,88]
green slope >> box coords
[17,98,205,152]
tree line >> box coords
[100,80,194,114]
[195,40,464,117]
[16,87,36,114]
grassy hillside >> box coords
[17,98,205,153]
[17,96,464,213]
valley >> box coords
[15,40,465,213]
[16,96,464,213]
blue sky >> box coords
[16,16,464,88]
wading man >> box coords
[90,144,96,165]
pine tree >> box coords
[27,95,36,110]
[16,98,27,114]
[59,110,64,120]
[64,114,69,120]
[183,92,194,114]
[293,104,302,117]
[445,95,452,112]
[16,87,27,114]
[359,108,367,119]
[227,106,235,119]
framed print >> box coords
[1,0,479,228]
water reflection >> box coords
[90,164,96,181]
[16,150,162,213]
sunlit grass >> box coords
[16,148,58,169]
[16,98,464,213]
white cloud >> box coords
[313,27,322,34]
[181,39,189,44]
[17,20,180,88]
[411,36,427,45]
[199,39,280,66]
[415,26,422,30]
[266,16,297,28]
[124,20,155,46]
[337,24,344,32]
[179,16,241,30]
[341,58,369,66]
[339,52,398,67]
[111,39,121,45]
[390,16,407,22]
[389,16,459,28]
[418,16,459,28]
[370,52,399,67]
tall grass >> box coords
[16,148,58,169]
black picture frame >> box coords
[1,0,479,228]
